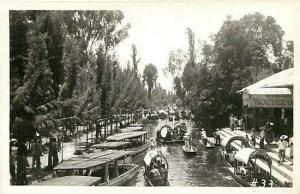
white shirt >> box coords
[278,140,288,150]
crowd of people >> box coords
[10,128,64,185]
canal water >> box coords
[130,119,240,187]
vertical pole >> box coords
[86,124,88,153]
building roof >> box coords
[239,68,293,94]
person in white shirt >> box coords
[277,135,289,165]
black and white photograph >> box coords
[1,0,299,192]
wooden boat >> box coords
[182,145,197,155]
[33,176,102,186]
[157,124,186,144]
[97,131,149,156]
[221,147,275,187]
[220,135,277,187]
[199,137,215,149]
[182,134,197,155]
[129,123,143,127]
[143,149,170,186]
[35,150,139,186]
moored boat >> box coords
[34,150,139,186]
[100,131,149,156]
[220,135,277,187]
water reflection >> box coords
[132,119,239,187]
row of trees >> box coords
[165,13,294,132]
[10,10,156,145]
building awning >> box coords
[240,68,293,108]
[239,68,293,93]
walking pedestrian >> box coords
[259,127,265,149]
[277,135,288,165]
[30,137,43,169]
[250,128,256,148]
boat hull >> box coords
[199,139,214,149]
[182,146,197,155]
[98,165,139,186]
[128,142,149,156]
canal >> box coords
[131,119,240,187]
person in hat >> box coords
[201,128,208,145]
[277,135,288,165]
[214,128,221,145]
[250,128,256,148]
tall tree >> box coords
[143,64,158,99]
[131,44,141,75]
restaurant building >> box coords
[239,68,293,136]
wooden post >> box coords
[104,163,109,182]
[114,160,119,177]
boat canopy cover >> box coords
[106,131,148,141]
[33,176,102,186]
[144,150,158,166]
[221,135,248,152]
[54,150,132,170]
[92,141,131,149]
[221,137,231,147]
[235,147,255,164]
[235,148,272,167]
[129,123,143,127]
[120,126,143,132]
[144,147,170,166]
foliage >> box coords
[143,63,158,99]
[9,10,146,146]
[174,13,293,133]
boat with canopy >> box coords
[93,131,149,156]
[220,135,275,187]
[143,149,170,186]
[34,150,139,186]
[156,123,186,144]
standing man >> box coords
[277,135,288,165]
[230,114,234,130]
[31,137,43,169]
[57,127,63,152]
[259,127,266,149]
[51,138,59,167]
[250,128,256,148]
[214,128,221,145]
[47,132,54,169]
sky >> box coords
[115,2,297,91]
